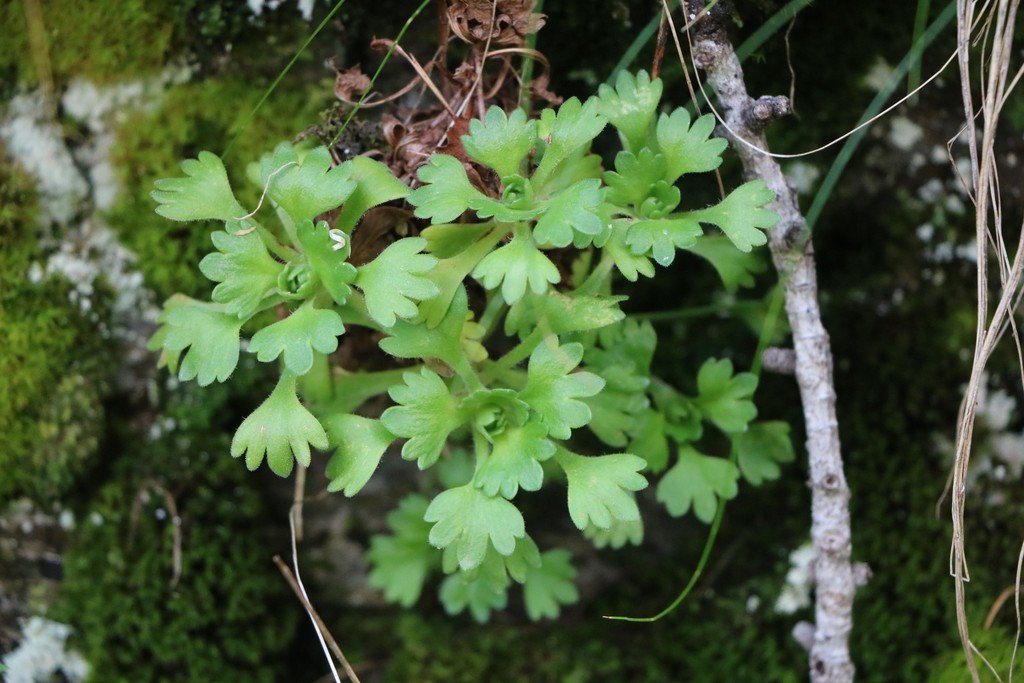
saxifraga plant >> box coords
[148,70,795,622]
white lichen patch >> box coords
[42,217,158,347]
[863,58,895,92]
[976,377,1017,432]
[917,178,944,204]
[1,93,89,226]
[248,0,318,20]
[934,373,1024,487]
[2,617,89,683]
[2,74,185,392]
[888,116,925,152]
[785,161,821,196]
[775,542,815,615]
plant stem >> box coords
[299,351,334,406]
[518,0,544,112]
[576,250,615,296]
[481,326,546,382]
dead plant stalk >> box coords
[951,1,1024,680]
[678,2,857,680]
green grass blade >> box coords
[806,1,955,230]
[224,0,350,157]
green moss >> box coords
[0,0,174,89]
[336,577,804,683]
[106,77,331,301]
[54,378,295,683]
[0,154,108,504]
[928,624,1024,682]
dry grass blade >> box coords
[950,1,1024,680]
[274,554,361,683]
[129,479,183,589]
[282,508,354,683]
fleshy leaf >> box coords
[462,106,537,178]
[629,409,670,473]
[626,215,704,266]
[556,449,648,530]
[656,109,727,182]
[533,179,604,248]
[381,367,464,469]
[335,155,410,232]
[537,145,603,197]
[262,144,356,225]
[152,151,245,222]
[505,290,625,337]
[472,230,560,304]
[583,381,648,447]
[295,219,358,305]
[230,372,329,477]
[604,222,656,281]
[689,180,779,252]
[439,566,509,623]
[591,318,657,375]
[379,285,469,369]
[503,534,542,583]
[408,154,490,223]
[199,228,282,319]
[367,495,438,607]
[684,235,767,292]
[521,338,605,439]
[424,484,527,570]
[474,419,555,499]
[355,237,440,327]
[150,295,242,386]
[581,359,650,448]
[248,305,345,376]
[603,148,667,208]
[421,222,495,259]
[654,384,705,446]
[736,421,795,485]
[324,414,395,496]
[460,388,530,441]
[583,516,644,549]
[694,358,758,434]
[534,97,607,187]
[597,69,663,152]
[656,446,739,523]
[523,549,579,620]
[418,227,504,327]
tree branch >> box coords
[685,3,859,680]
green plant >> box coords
[148,69,792,622]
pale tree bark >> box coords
[686,4,861,681]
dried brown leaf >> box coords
[333,64,371,102]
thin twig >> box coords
[292,463,307,542]
[282,508,352,683]
[130,479,183,589]
[274,554,360,683]
[985,584,1017,629]
[652,11,669,79]
[677,1,858,679]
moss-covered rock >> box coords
[0,0,315,92]
[0,153,109,504]
[53,374,295,682]
[0,0,175,89]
